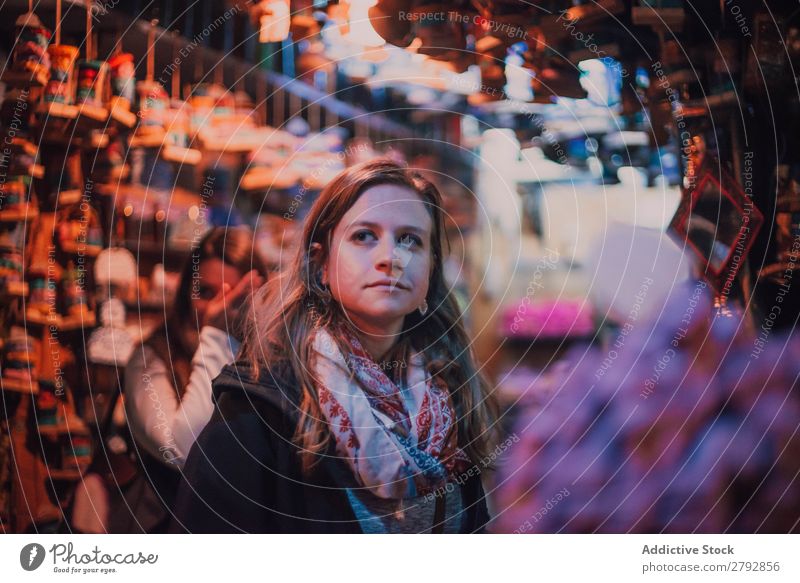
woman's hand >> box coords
[202,270,265,334]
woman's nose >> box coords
[375,237,413,274]
[375,238,401,274]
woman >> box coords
[123,226,266,532]
[172,160,499,533]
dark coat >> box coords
[170,361,491,533]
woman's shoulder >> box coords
[210,359,300,422]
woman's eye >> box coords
[352,230,376,243]
[398,233,422,247]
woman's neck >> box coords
[353,332,394,362]
[351,318,403,362]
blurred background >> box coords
[0,0,798,533]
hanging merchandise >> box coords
[75,61,108,109]
[160,36,201,166]
[34,380,60,431]
[631,0,686,29]
[240,129,300,192]
[90,136,130,183]
[744,11,786,94]
[0,430,9,528]
[0,328,40,393]
[189,83,256,151]
[469,53,506,105]
[161,102,196,162]
[61,261,91,320]
[3,139,43,180]
[202,167,242,227]
[131,147,175,195]
[368,0,415,47]
[253,0,292,43]
[94,247,137,303]
[412,3,468,61]
[37,372,91,470]
[26,272,58,325]
[531,57,587,102]
[670,156,764,291]
[709,38,738,96]
[0,235,27,297]
[0,177,37,222]
[108,52,136,110]
[87,299,134,368]
[131,21,169,147]
[37,145,83,209]
[771,165,800,272]
[74,0,109,125]
[0,89,35,142]
[61,433,93,474]
[133,80,170,146]
[43,44,79,105]
[56,204,104,258]
[2,11,52,87]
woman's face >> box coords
[190,258,243,325]
[324,183,433,335]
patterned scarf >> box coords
[311,327,469,500]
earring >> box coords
[319,284,331,306]
[418,299,429,316]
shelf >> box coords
[758,262,797,283]
[58,190,83,205]
[162,144,202,165]
[22,310,97,331]
[9,137,38,157]
[196,137,255,153]
[38,424,91,439]
[76,103,110,124]
[24,310,59,327]
[632,7,686,29]
[1,376,39,394]
[129,130,166,148]
[681,91,738,118]
[665,70,696,86]
[60,241,103,257]
[0,203,39,223]
[58,311,97,331]
[89,132,109,149]
[92,164,130,183]
[0,281,29,297]
[1,68,49,88]
[108,100,137,128]
[776,197,800,213]
[46,469,84,481]
[37,101,78,120]
[241,169,299,191]
[10,163,45,179]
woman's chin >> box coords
[343,305,413,330]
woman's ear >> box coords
[310,242,328,286]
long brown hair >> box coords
[148,226,267,397]
[241,159,499,472]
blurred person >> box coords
[121,226,266,532]
[172,159,500,533]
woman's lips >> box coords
[365,281,408,291]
